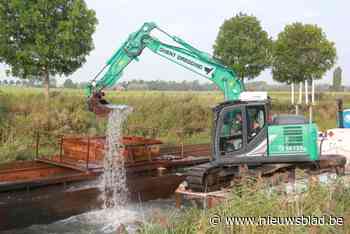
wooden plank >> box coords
[36,158,89,172]
[175,188,230,209]
[0,166,74,183]
[259,163,294,175]
[0,172,97,192]
[0,163,56,175]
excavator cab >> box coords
[213,100,269,161]
[212,98,319,163]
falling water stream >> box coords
[100,105,132,209]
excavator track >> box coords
[186,155,347,192]
[186,163,234,192]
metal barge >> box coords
[0,136,211,231]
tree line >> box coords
[0,78,57,88]
[118,80,216,91]
[121,79,348,92]
[58,79,216,91]
[3,78,341,92]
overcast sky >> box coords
[1,0,349,85]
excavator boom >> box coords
[86,22,243,116]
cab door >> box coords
[214,104,247,159]
[244,104,268,156]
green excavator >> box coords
[86,22,320,192]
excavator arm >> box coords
[86,22,243,116]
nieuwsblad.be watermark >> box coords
[209,214,344,226]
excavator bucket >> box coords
[87,92,113,117]
[88,91,132,118]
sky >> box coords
[1,0,349,85]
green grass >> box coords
[140,177,350,234]
[0,86,349,163]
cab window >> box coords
[246,106,265,142]
[219,108,243,154]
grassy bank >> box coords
[140,176,350,234]
[0,87,349,163]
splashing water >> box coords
[7,199,177,234]
[100,105,133,209]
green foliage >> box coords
[0,90,9,124]
[0,135,36,162]
[63,78,77,89]
[140,208,202,234]
[272,23,337,84]
[0,0,97,95]
[124,80,216,91]
[333,66,342,91]
[0,88,216,163]
[213,13,272,82]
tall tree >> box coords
[213,13,272,85]
[272,23,336,85]
[0,0,97,99]
[332,66,342,91]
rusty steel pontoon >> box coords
[0,135,210,231]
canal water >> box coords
[6,173,343,233]
[8,199,176,234]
